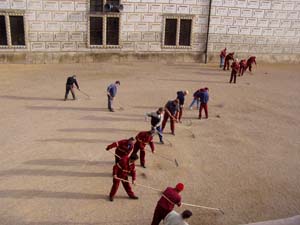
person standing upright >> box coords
[246,56,257,73]
[107,80,120,112]
[176,90,189,123]
[162,99,180,135]
[151,183,184,225]
[198,87,209,119]
[223,52,234,71]
[64,75,79,101]
[229,58,240,84]
[145,107,164,144]
[220,47,227,68]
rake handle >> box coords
[182,202,224,214]
[115,177,161,192]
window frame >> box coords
[162,14,194,49]
[88,0,121,48]
[0,10,27,49]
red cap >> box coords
[176,183,184,191]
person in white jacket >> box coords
[164,210,193,225]
[145,107,164,144]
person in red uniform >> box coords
[132,130,155,168]
[239,59,247,76]
[162,99,180,135]
[219,47,227,68]
[246,56,257,72]
[151,183,184,225]
[106,137,135,164]
[229,58,240,84]
[109,154,139,201]
[223,52,234,71]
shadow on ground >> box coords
[23,159,113,167]
[0,189,107,200]
[27,106,107,112]
[58,128,140,133]
[37,138,113,144]
[0,169,111,178]
[0,95,62,101]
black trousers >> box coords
[65,85,75,100]
[229,72,237,83]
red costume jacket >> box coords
[157,187,182,211]
[239,59,247,68]
[106,139,134,157]
[231,61,240,73]
[247,56,256,66]
[225,52,234,61]
[113,156,136,180]
[135,131,155,152]
[220,48,226,57]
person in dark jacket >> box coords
[199,87,209,119]
[151,183,184,225]
[145,107,164,144]
[107,80,120,112]
[162,99,180,135]
[189,89,201,110]
[223,52,234,70]
[176,90,189,122]
[64,75,79,101]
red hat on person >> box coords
[175,183,184,191]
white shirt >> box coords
[164,211,189,225]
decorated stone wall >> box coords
[208,0,300,63]
[0,0,300,63]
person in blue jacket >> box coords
[198,87,209,119]
[176,90,189,122]
[107,81,120,112]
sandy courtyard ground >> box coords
[0,62,299,225]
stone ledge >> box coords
[0,52,204,64]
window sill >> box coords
[89,45,121,49]
[162,45,192,49]
[0,45,26,49]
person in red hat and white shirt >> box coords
[151,183,184,225]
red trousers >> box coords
[109,177,135,198]
[161,113,175,134]
[199,103,208,119]
[223,60,230,70]
[133,144,146,167]
[239,67,246,76]
[151,204,171,225]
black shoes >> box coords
[160,140,164,144]
[109,196,114,202]
[109,108,115,112]
[142,165,146,168]
[129,196,139,200]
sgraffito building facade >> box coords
[0,0,299,63]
